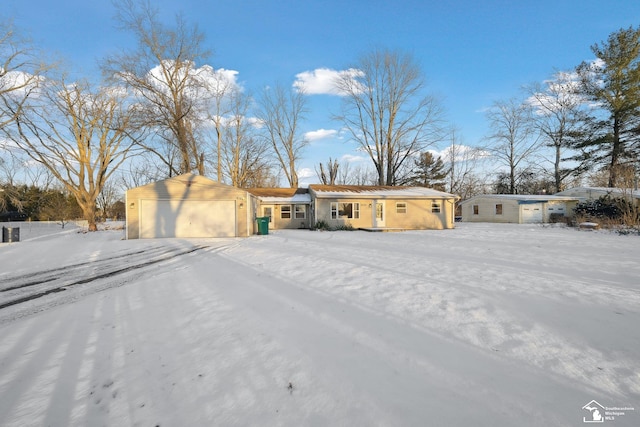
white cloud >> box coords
[304,128,337,142]
[526,70,586,115]
[341,154,366,163]
[293,68,364,96]
[435,145,491,162]
[297,167,315,179]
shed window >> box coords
[281,205,291,219]
[294,204,306,219]
[331,202,360,219]
[396,203,407,214]
[495,204,503,215]
[473,205,479,215]
[431,202,441,213]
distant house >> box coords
[308,185,459,230]
[247,188,311,230]
[126,174,253,239]
[460,194,580,224]
[555,187,640,207]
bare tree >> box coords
[526,72,588,192]
[0,19,51,210]
[103,0,211,176]
[5,77,138,231]
[334,48,444,186]
[256,83,308,188]
[118,155,166,189]
[484,98,541,194]
[205,69,237,182]
[443,130,489,199]
[316,158,340,185]
[0,19,50,130]
[96,179,122,221]
[221,89,272,187]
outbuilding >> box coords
[460,194,580,224]
[126,174,253,239]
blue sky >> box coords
[4,0,640,185]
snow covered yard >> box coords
[0,222,638,426]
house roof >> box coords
[555,186,640,199]
[245,188,311,203]
[460,194,580,205]
[308,184,459,199]
[128,173,241,192]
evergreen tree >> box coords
[575,26,640,187]
[404,152,448,190]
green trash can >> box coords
[256,217,270,235]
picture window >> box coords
[331,202,360,219]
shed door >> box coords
[140,200,236,238]
[521,203,543,223]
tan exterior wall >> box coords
[314,197,456,230]
[462,199,521,223]
[126,175,251,239]
[257,203,310,230]
[462,198,575,223]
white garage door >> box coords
[521,203,543,223]
[140,200,236,238]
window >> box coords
[294,204,306,219]
[396,202,407,214]
[473,205,479,215]
[431,201,441,213]
[331,202,360,219]
[280,205,291,219]
[495,204,503,215]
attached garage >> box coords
[126,174,252,239]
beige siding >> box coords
[273,204,309,230]
[254,203,310,231]
[462,199,520,223]
[126,175,251,239]
[314,197,455,230]
[462,197,575,223]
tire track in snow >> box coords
[0,245,209,313]
[0,245,174,292]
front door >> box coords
[374,201,385,227]
[262,205,274,223]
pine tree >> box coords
[575,26,640,187]
[404,152,448,191]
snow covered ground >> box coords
[0,221,638,426]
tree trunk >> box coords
[81,203,98,232]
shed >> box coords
[308,185,459,230]
[460,194,580,224]
[126,174,252,239]
[247,188,312,230]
